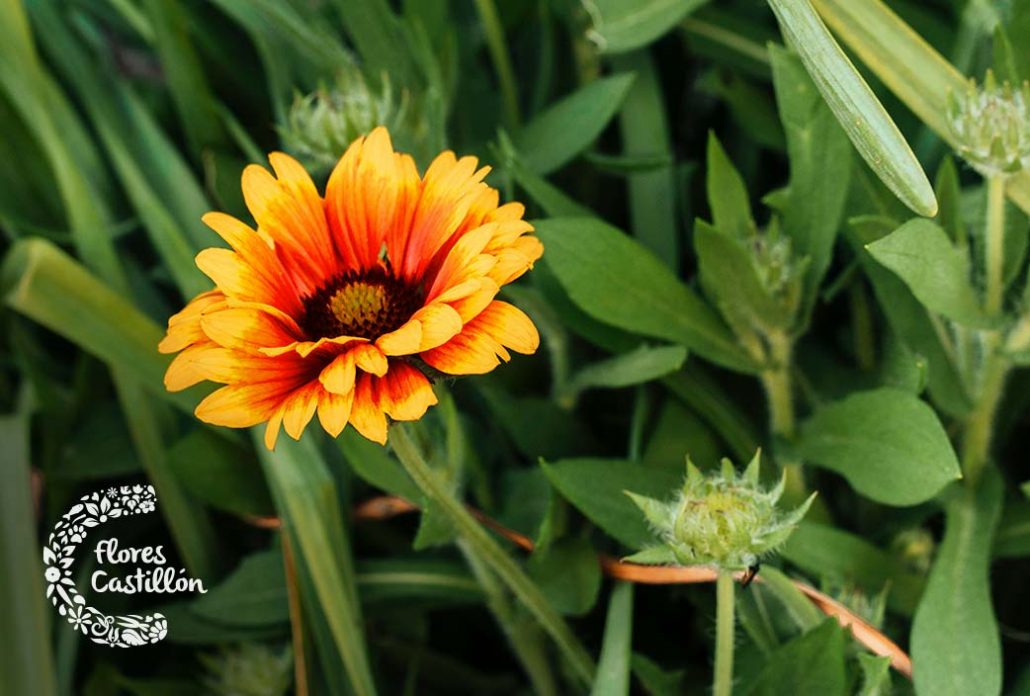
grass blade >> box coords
[590,582,634,696]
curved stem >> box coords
[713,571,736,696]
[389,424,595,685]
[473,0,521,128]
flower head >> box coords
[160,127,542,448]
[948,71,1030,176]
[625,452,814,571]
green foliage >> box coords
[3,0,1030,692]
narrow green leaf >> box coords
[515,74,637,175]
[337,428,420,501]
[612,50,679,266]
[745,620,847,696]
[856,654,891,696]
[797,388,961,506]
[257,434,377,696]
[356,559,483,605]
[767,0,937,216]
[567,345,687,397]
[535,217,759,373]
[589,0,708,54]
[757,566,824,630]
[0,414,58,696]
[705,133,756,240]
[867,218,991,328]
[540,458,682,549]
[769,46,852,316]
[911,473,1003,696]
[590,583,634,696]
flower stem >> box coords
[984,174,1006,317]
[713,571,736,696]
[389,424,595,684]
[961,344,1008,485]
[473,0,521,129]
[759,330,806,504]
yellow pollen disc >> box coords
[329,281,389,327]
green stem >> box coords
[472,0,521,128]
[984,174,1006,317]
[713,571,736,696]
[390,424,595,685]
[961,347,1008,485]
[759,331,806,503]
[457,541,557,696]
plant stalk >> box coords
[961,348,1008,486]
[759,330,805,503]
[389,424,595,685]
[713,571,736,696]
[984,174,1006,317]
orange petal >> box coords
[348,373,387,444]
[317,388,355,438]
[422,301,539,375]
[487,236,544,286]
[352,343,388,376]
[282,382,320,441]
[376,319,423,356]
[411,303,463,351]
[319,351,357,395]
[265,405,286,450]
[201,307,300,353]
[377,363,438,422]
[241,154,337,294]
[425,224,497,301]
[196,381,296,428]
[159,291,226,354]
[449,277,499,322]
[325,127,420,273]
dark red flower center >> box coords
[300,267,423,340]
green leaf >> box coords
[781,521,924,615]
[797,388,961,506]
[528,538,602,616]
[589,0,708,54]
[540,458,682,549]
[631,653,685,696]
[515,74,637,175]
[613,51,679,266]
[745,620,847,696]
[566,344,687,398]
[847,216,971,417]
[867,219,991,328]
[257,434,377,696]
[912,473,1003,696]
[337,428,420,501]
[705,133,756,240]
[356,558,482,606]
[535,217,758,373]
[757,566,824,630]
[769,46,852,315]
[192,550,289,627]
[994,498,1030,558]
[767,0,936,217]
[590,582,634,696]
[856,654,891,696]
[0,414,57,696]
[167,429,273,517]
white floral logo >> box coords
[43,485,168,648]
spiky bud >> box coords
[947,70,1030,177]
[625,452,814,571]
[200,642,293,696]
[279,65,414,175]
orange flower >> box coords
[160,127,542,448]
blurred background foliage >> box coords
[3,0,1030,694]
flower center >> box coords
[300,267,423,340]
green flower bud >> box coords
[890,527,935,575]
[200,642,293,696]
[947,70,1030,177]
[625,452,815,571]
[280,65,415,175]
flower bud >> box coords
[280,65,414,175]
[947,71,1030,177]
[201,642,293,696]
[625,452,814,571]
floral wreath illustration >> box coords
[43,484,168,648]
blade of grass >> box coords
[590,582,634,696]
[767,0,937,216]
[0,411,58,696]
[257,434,378,696]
